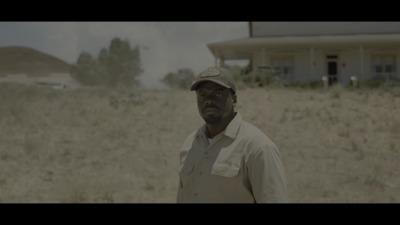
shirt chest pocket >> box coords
[211,148,243,178]
[211,162,240,178]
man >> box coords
[177,67,288,203]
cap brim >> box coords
[190,79,231,91]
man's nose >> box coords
[204,98,215,106]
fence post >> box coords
[350,75,358,87]
[322,76,328,88]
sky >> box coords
[0,22,249,89]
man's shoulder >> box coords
[183,129,199,142]
[237,120,281,160]
[240,120,267,138]
[239,119,276,148]
[180,128,201,150]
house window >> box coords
[271,57,293,75]
[372,55,396,75]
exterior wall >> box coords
[293,53,311,83]
[363,48,400,81]
[341,51,360,85]
[252,22,400,37]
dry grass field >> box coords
[1,83,399,203]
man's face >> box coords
[196,82,236,124]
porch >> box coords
[208,34,400,86]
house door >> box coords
[326,55,338,85]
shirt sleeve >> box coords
[247,143,289,203]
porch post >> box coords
[220,55,225,67]
[310,47,314,78]
[359,46,364,80]
[261,48,266,65]
[215,50,219,67]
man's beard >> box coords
[203,114,222,124]
[202,106,221,124]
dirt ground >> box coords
[1,84,399,203]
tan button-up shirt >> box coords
[177,112,288,203]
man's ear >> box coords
[232,94,237,106]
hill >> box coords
[0,46,72,77]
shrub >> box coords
[287,80,323,89]
[241,70,283,88]
[359,79,385,89]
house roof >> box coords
[207,33,400,60]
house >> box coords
[207,22,400,86]
[0,46,77,89]
[0,73,78,89]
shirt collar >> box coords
[196,112,242,140]
[224,112,242,139]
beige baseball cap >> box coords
[190,67,236,93]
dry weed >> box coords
[0,84,399,202]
